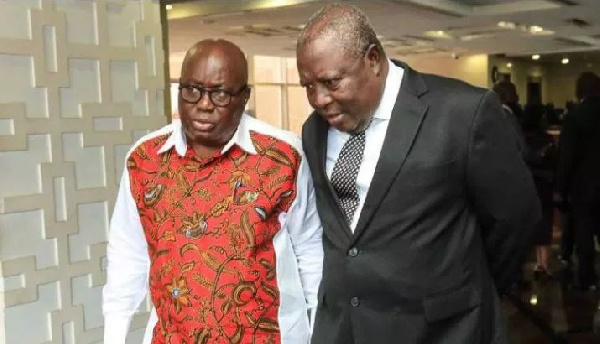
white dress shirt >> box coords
[326,60,404,231]
[103,115,323,344]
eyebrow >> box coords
[317,75,341,81]
[180,80,225,89]
[319,67,347,79]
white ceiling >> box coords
[166,0,600,73]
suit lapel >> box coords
[312,115,354,239]
[352,64,428,241]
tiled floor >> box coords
[505,249,600,343]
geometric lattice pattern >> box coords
[0,1,166,343]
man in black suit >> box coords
[296,4,541,343]
[556,72,600,290]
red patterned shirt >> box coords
[103,115,323,344]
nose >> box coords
[309,84,333,109]
[195,90,214,111]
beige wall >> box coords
[0,1,166,343]
[400,54,489,89]
[249,56,311,135]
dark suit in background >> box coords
[556,72,600,287]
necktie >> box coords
[330,130,366,225]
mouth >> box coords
[324,113,344,126]
[191,119,215,132]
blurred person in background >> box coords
[555,71,600,291]
[521,103,558,277]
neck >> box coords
[191,143,222,160]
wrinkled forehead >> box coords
[297,37,358,78]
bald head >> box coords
[297,4,383,59]
[181,39,248,86]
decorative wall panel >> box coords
[0,1,166,343]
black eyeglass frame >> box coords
[178,84,248,107]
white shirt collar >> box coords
[157,114,258,157]
[372,59,404,121]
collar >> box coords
[157,114,257,157]
[372,59,404,120]
[502,104,514,115]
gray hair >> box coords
[297,3,384,58]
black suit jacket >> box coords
[302,61,541,344]
[556,96,600,203]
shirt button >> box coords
[348,247,359,257]
[350,296,360,307]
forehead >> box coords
[297,38,357,78]
[181,51,239,85]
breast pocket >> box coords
[401,160,456,187]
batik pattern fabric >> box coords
[127,131,300,344]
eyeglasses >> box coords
[179,84,248,107]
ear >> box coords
[365,44,383,75]
[243,86,251,103]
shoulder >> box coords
[127,122,176,160]
[242,114,302,153]
[414,71,499,122]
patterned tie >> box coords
[330,130,366,225]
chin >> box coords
[186,131,212,143]
[330,122,348,133]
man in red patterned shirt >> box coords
[103,39,323,344]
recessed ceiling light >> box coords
[532,54,540,60]
[562,57,569,64]
[530,294,538,306]
[530,25,543,33]
[166,4,173,10]
[498,21,516,29]
[424,30,452,39]
[506,62,512,68]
